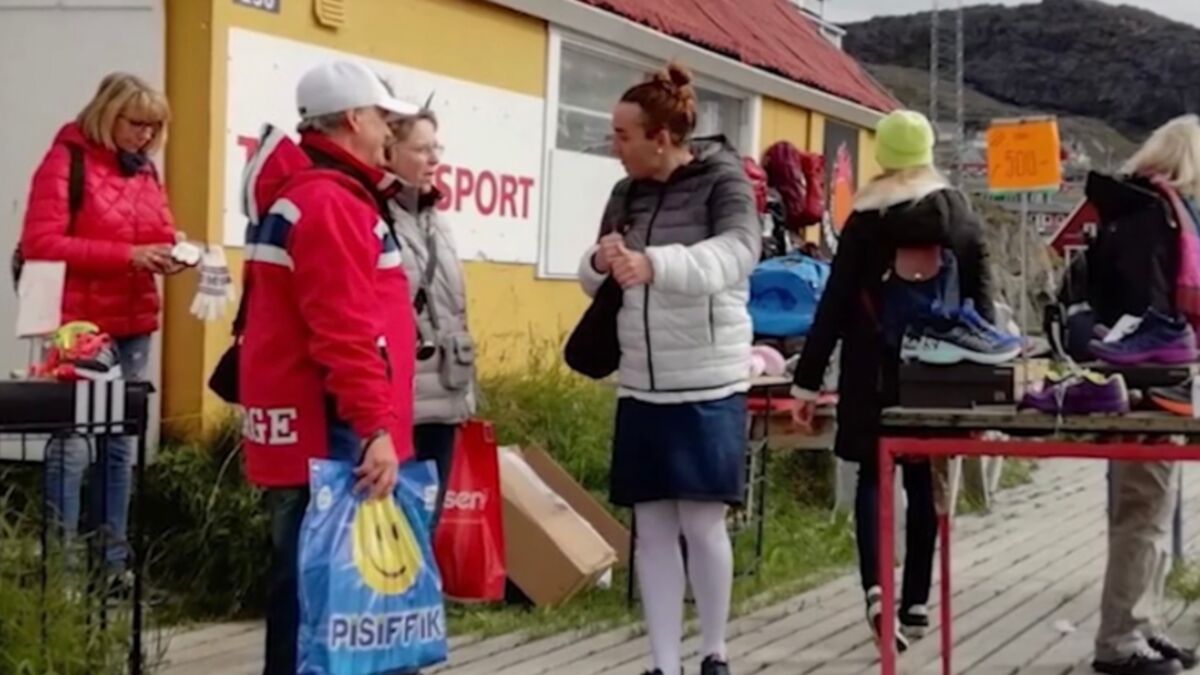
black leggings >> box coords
[855,460,938,610]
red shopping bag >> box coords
[433,420,506,602]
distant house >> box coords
[1049,200,1100,257]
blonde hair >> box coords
[1123,114,1200,199]
[76,73,171,154]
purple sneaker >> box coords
[1020,372,1130,415]
[1090,309,1198,366]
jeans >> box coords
[43,334,151,569]
[1095,460,1180,660]
[264,488,309,675]
[413,423,457,529]
[856,460,938,610]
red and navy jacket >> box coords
[238,126,416,488]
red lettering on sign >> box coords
[476,171,498,216]
[434,165,453,210]
[238,135,260,162]
[499,175,518,218]
[518,177,534,220]
[454,168,475,212]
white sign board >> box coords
[541,149,626,278]
[224,28,545,263]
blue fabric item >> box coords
[879,249,960,349]
[748,253,831,337]
[298,459,447,674]
[609,394,747,507]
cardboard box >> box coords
[499,447,618,607]
[520,446,630,566]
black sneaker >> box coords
[866,586,909,653]
[1149,637,1198,671]
[1094,649,1183,675]
[701,656,731,675]
[900,604,930,639]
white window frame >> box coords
[537,27,762,280]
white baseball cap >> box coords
[296,60,419,119]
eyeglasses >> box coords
[407,143,444,158]
[120,115,164,133]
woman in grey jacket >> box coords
[578,63,759,675]
[386,109,476,526]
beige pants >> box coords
[1095,460,1181,659]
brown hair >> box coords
[388,109,439,144]
[620,62,697,145]
[77,72,170,154]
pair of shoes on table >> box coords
[641,658,728,675]
[901,300,1022,366]
[1020,369,1131,415]
[1091,309,1198,366]
[1094,637,1199,675]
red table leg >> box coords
[939,512,952,675]
[879,441,897,675]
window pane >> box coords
[556,43,746,153]
[560,46,642,115]
[557,107,613,156]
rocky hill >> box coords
[844,0,1200,138]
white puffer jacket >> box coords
[577,138,760,404]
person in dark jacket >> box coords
[1086,115,1200,675]
[790,110,994,651]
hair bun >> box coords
[665,62,693,89]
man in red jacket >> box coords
[238,60,419,674]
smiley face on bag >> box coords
[352,498,423,595]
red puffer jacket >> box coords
[21,123,176,337]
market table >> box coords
[0,379,152,675]
[876,406,1200,675]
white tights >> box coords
[635,500,734,674]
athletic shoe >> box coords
[1020,373,1130,415]
[899,604,930,639]
[1094,647,1183,675]
[1149,636,1199,671]
[701,655,732,675]
[1091,309,1198,366]
[1149,380,1194,417]
[957,299,1022,350]
[865,586,909,654]
[901,318,1022,366]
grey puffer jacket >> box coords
[390,187,475,425]
[578,137,760,404]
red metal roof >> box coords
[576,0,899,113]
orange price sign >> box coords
[985,117,1063,193]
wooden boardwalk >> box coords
[157,460,1200,674]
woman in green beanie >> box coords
[791,109,995,653]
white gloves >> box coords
[190,246,237,322]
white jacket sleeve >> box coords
[577,245,607,298]
[644,173,761,296]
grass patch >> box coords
[0,481,130,674]
[958,458,1038,515]
[1168,559,1200,605]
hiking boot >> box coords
[899,604,930,639]
[865,586,909,654]
[1020,372,1130,415]
[1149,637,1198,671]
[701,656,731,675]
[1094,648,1183,675]
[1149,380,1194,417]
[1090,309,1198,366]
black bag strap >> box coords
[413,218,441,332]
[67,145,84,230]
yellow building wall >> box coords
[161,0,554,431]
[758,97,812,153]
[858,128,883,186]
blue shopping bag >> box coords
[298,459,448,674]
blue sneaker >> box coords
[956,299,1022,350]
[902,314,1022,365]
[1089,309,1198,366]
